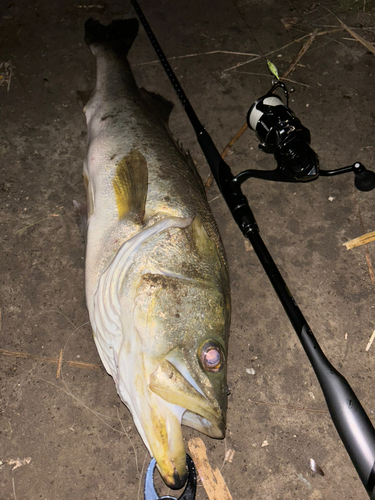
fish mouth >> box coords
[146,358,225,488]
[150,358,225,437]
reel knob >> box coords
[353,162,375,192]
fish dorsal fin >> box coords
[140,88,174,125]
[113,149,148,223]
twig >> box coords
[208,194,222,203]
[343,230,375,250]
[135,50,261,66]
[281,29,319,79]
[7,64,13,92]
[222,34,312,73]
[50,309,76,329]
[365,330,375,352]
[321,5,375,55]
[205,123,248,190]
[221,123,249,159]
[248,398,329,414]
[338,19,375,55]
[234,71,311,87]
[365,248,375,285]
[188,437,233,500]
[15,206,64,235]
[222,55,262,73]
[0,347,103,371]
[56,349,63,379]
[12,477,17,500]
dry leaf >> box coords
[281,17,300,31]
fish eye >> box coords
[199,341,224,373]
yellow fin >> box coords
[113,150,148,222]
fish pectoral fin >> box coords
[113,149,148,223]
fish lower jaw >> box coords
[156,460,187,490]
[181,409,225,438]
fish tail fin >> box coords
[84,18,139,56]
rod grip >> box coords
[301,325,375,498]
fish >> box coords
[82,18,231,489]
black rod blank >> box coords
[131,1,375,497]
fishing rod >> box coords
[131,1,375,498]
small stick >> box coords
[0,348,103,372]
[248,398,328,414]
[7,64,12,92]
[343,230,375,250]
[135,49,261,66]
[205,123,248,190]
[321,5,375,55]
[365,247,375,285]
[366,330,375,352]
[234,72,311,87]
[224,448,235,463]
[56,349,63,379]
[15,206,64,235]
[281,29,319,79]
[12,477,17,500]
[337,19,375,55]
[188,437,233,500]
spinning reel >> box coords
[244,80,375,191]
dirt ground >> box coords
[1,1,375,499]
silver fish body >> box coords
[83,18,230,488]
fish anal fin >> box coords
[76,90,93,109]
[113,150,148,223]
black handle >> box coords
[301,324,375,498]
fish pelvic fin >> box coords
[84,18,139,56]
[73,199,88,244]
[113,149,148,223]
